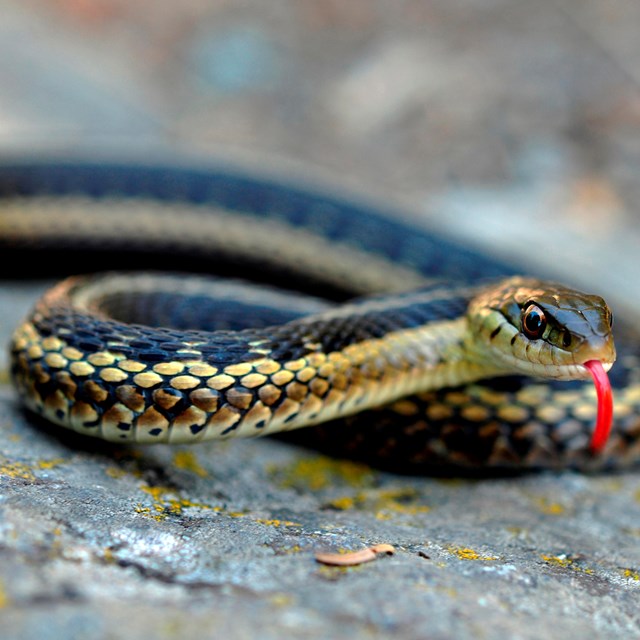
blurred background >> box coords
[1,0,638,311]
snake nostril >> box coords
[562,332,572,350]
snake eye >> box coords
[521,303,547,340]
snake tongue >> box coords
[583,360,613,453]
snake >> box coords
[1,158,639,472]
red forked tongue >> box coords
[583,360,614,453]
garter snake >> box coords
[1,159,639,471]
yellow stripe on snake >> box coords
[1,160,639,472]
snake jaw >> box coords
[571,332,616,368]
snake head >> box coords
[467,276,616,380]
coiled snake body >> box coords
[2,160,639,471]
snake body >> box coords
[2,159,640,471]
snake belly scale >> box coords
[2,160,640,471]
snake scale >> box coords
[2,159,640,472]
